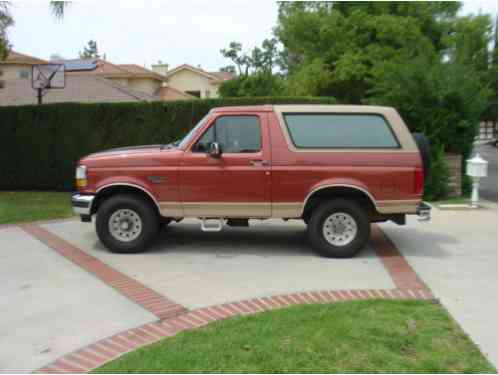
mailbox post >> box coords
[466,154,488,208]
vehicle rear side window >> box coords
[193,115,261,153]
[283,114,399,149]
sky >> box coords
[6,0,498,72]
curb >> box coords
[37,287,434,374]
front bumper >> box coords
[71,193,95,216]
[416,201,431,222]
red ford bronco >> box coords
[72,105,431,258]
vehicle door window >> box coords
[193,116,261,153]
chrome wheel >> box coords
[322,212,358,246]
[108,209,142,242]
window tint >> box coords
[193,116,261,153]
[283,114,399,148]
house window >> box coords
[0,80,4,89]
[186,90,201,98]
[19,69,30,79]
[205,90,211,98]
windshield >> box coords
[178,114,210,149]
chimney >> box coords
[151,61,169,77]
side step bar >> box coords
[201,218,224,232]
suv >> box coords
[72,105,430,258]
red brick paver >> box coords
[371,224,429,291]
[36,286,434,374]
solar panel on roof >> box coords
[61,59,97,71]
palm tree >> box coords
[50,1,68,19]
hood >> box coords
[79,143,182,168]
[87,144,162,157]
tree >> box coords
[1,1,68,61]
[79,40,100,59]
[367,56,490,198]
[276,2,462,102]
[219,65,236,74]
[0,3,13,60]
[445,14,492,75]
[218,39,283,97]
[50,1,68,19]
[218,72,284,97]
[220,42,252,76]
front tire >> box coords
[307,199,370,258]
[96,194,159,253]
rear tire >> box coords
[307,199,370,258]
[96,194,159,253]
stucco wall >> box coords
[166,69,219,98]
[106,77,161,96]
[0,64,32,81]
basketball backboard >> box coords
[32,64,65,90]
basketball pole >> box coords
[37,88,43,105]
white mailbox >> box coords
[466,153,488,208]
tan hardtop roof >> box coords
[210,104,396,114]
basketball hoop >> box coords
[32,64,65,104]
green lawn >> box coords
[94,300,494,373]
[430,196,470,205]
[0,191,74,224]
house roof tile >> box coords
[1,51,48,65]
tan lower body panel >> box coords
[377,200,419,214]
[159,200,419,218]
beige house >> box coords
[0,52,160,106]
[0,51,235,106]
[154,63,234,99]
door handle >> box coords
[249,159,270,167]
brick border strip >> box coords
[21,223,188,320]
[37,287,435,373]
[371,224,429,291]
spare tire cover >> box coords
[411,133,431,180]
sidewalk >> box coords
[380,200,498,368]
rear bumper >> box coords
[416,201,431,222]
[71,193,95,216]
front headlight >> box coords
[76,165,87,188]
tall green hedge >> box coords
[0,97,337,190]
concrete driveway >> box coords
[380,200,498,367]
[1,218,403,373]
[44,219,395,309]
[0,225,156,373]
[3,207,497,372]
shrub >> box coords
[0,97,337,190]
[367,57,490,200]
[423,145,451,201]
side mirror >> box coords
[208,142,222,158]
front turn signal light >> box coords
[76,165,87,189]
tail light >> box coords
[414,168,424,195]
